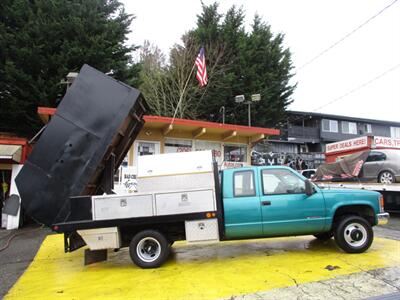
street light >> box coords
[234,95,245,103]
[60,72,78,89]
[234,94,261,126]
[251,94,261,102]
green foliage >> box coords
[191,3,296,127]
[0,0,137,136]
[140,2,295,128]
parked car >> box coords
[300,169,316,179]
[361,149,400,184]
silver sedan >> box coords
[361,149,400,184]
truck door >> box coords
[223,169,263,239]
[259,168,325,236]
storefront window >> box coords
[224,144,247,162]
[195,141,223,164]
[164,139,192,153]
[134,140,160,167]
[137,142,157,156]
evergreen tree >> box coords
[140,3,295,127]
[189,4,296,127]
[0,0,137,136]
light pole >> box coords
[234,94,261,126]
[219,106,226,124]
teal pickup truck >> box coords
[16,67,389,268]
[55,163,389,268]
[17,67,388,268]
[222,166,388,252]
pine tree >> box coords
[0,0,137,136]
[189,4,296,127]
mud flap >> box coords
[84,249,107,265]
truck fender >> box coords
[327,202,376,229]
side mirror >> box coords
[305,179,314,196]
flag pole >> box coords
[170,62,196,125]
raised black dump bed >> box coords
[16,64,149,227]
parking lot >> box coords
[1,213,399,300]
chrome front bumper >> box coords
[377,212,390,226]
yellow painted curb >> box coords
[5,234,400,299]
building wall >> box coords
[127,128,252,169]
[370,124,391,137]
[320,120,392,142]
[268,142,298,154]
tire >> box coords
[129,230,170,268]
[334,216,373,253]
[378,171,395,184]
[313,232,333,240]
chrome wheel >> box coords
[379,171,394,184]
[343,223,367,248]
[136,237,161,262]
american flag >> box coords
[195,47,208,87]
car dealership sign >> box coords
[325,136,369,154]
[326,135,400,155]
[373,136,400,149]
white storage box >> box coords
[77,227,120,250]
[137,150,213,178]
[137,172,215,193]
[155,189,215,216]
[92,193,153,221]
[185,219,219,242]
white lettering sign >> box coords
[374,136,400,149]
[325,136,369,154]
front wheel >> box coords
[129,230,170,268]
[334,216,373,253]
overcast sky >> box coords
[122,0,400,123]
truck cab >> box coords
[223,166,326,239]
[222,166,388,253]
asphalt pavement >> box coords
[0,224,50,299]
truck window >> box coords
[262,169,305,195]
[234,170,255,197]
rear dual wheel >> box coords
[129,230,170,268]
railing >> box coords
[288,126,319,139]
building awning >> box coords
[37,107,280,144]
[0,144,22,163]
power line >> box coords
[274,63,400,128]
[312,63,400,112]
[297,0,399,71]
